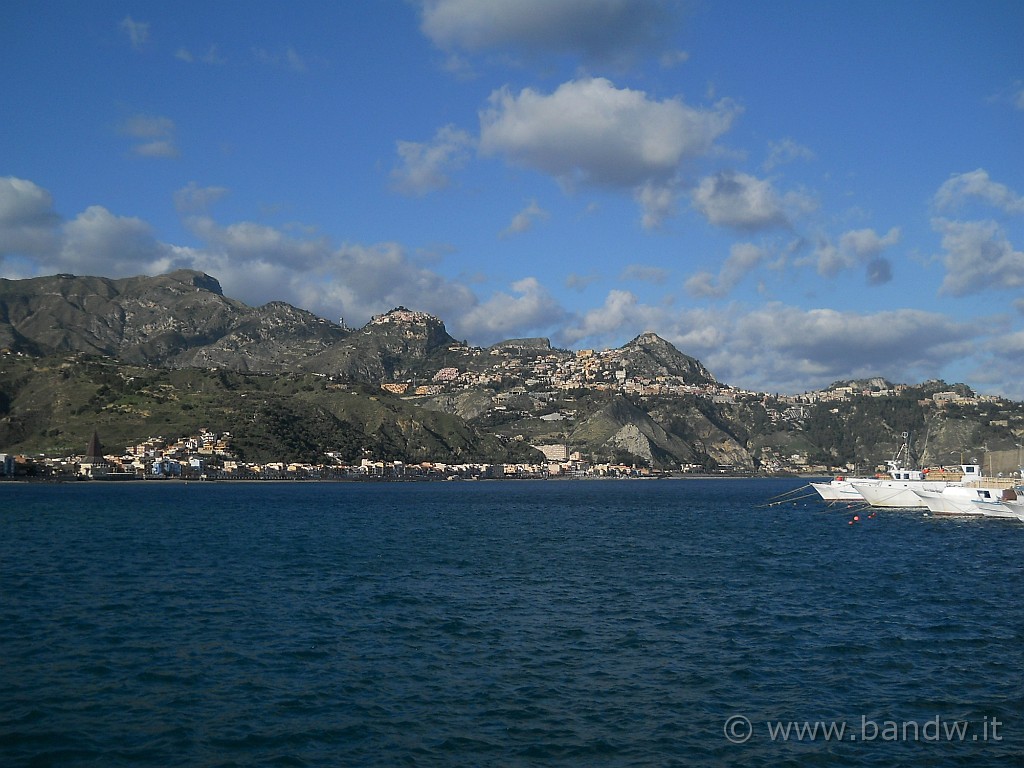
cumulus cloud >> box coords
[719,304,982,392]
[690,171,788,231]
[0,177,481,328]
[1,185,185,278]
[685,242,766,298]
[120,16,149,51]
[419,0,677,64]
[933,218,1024,297]
[58,206,178,276]
[480,78,738,189]
[1,176,1002,397]
[805,226,900,280]
[933,169,1024,215]
[392,125,474,196]
[500,199,549,238]
[168,213,480,326]
[120,114,178,158]
[560,289,674,346]
[635,181,678,230]
[454,276,566,342]
[555,288,985,394]
[0,177,61,259]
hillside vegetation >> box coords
[2,270,1023,472]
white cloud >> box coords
[500,199,549,238]
[560,289,674,346]
[184,216,329,270]
[685,242,766,298]
[419,0,677,63]
[933,169,1024,215]
[58,206,178,276]
[392,125,474,196]
[635,181,678,230]
[480,78,738,189]
[556,291,985,394]
[120,16,149,51]
[0,177,61,258]
[804,226,900,280]
[120,114,179,158]
[690,171,787,231]
[933,218,1024,297]
[177,214,480,325]
[1,176,1007,398]
[454,276,565,343]
[719,304,982,392]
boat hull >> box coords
[852,480,955,508]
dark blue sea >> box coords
[1,479,1021,767]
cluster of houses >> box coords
[0,429,666,482]
[382,344,752,403]
[380,344,1000,435]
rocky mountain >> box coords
[0,270,347,370]
[617,332,716,384]
[304,307,459,381]
[2,270,1023,471]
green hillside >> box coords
[0,354,538,464]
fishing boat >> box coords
[968,493,1024,521]
[810,474,880,502]
[911,473,1013,515]
[850,433,979,509]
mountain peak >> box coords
[628,331,671,348]
[370,306,444,327]
[164,269,223,296]
[619,331,716,384]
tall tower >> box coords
[80,430,108,478]
[86,430,103,459]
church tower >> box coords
[80,430,108,478]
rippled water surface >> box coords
[2,479,1021,766]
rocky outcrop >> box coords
[0,270,348,370]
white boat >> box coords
[969,495,1024,522]
[811,437,924,503]
[852,463,983,509]
[810,475,880,502]
[912,478,1013,516]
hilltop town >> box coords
[1,271,1022,480]
[1,345,1015,482]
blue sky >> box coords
[3,1,1023,397]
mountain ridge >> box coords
[2,270,1022,472]
[0,270,706,383]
